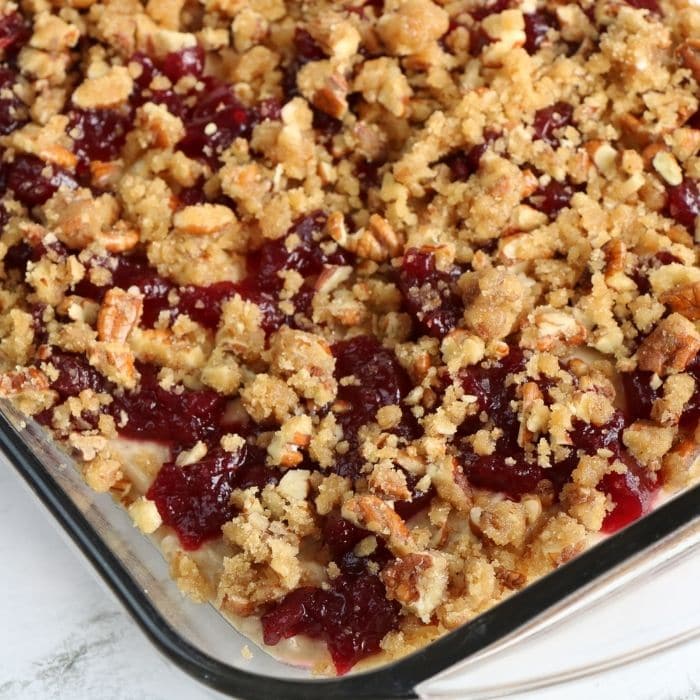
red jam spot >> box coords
[282,29,326,100]
[469,26,494,57]
[238,211,353,332]
[0,67,27,135]
[666,180,700,231]
[261,573,400,674]
[527,179,575,219]
[161,45,205,82]
[524,11,556,54]
[47,351,109,400]
[147,444,276,550]
[114,363,228,445]
[67,108,132,182]
[398,248,463,339]
[442,135,496,181]
[293,28,326,62]
[620,370,658,422]
[332,336,413,478]
[624,0,661,14]
[680,352,700,430]
[6,154,77,206]
[471,0,511,20]
[177,78,254,163]
[533,102,574,147]
[394,471,436,520]
[600,458,655,533]
[459,452,546,496]
[323,514,370,558]
[0,11,30,53]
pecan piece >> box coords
[678,39,700,83]
[636,313,700,375]
[660,282,700,321]
[97,288,143,343]
[342,494,413,555]
[381,552,448,622]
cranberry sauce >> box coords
[456,348,656,531]
[533,102,574,147]
[74,212,351,332]
[398,248,463,339]
[5,154,77,206]
[527,179,577,219]
[622,353,700,431]
[331,335,416,479]
[524,11,557,54]
[146,444,276,549]
[665,179,700,231]
[0,66,27,135]
[261,572,401,674]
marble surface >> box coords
[1,462,698,700]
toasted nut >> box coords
[97,223,140,253]
[342,494,413,555]
[659,282,700,320]
[313,73,348,119]
[522,307,587,351]
[652,150,683,186]
[267,415,313,468]
[637,313,700,375]
[97,288,143,343]
[381,552,448,622]
[173,204,237,235]
[678,39,700,83]
[0,367,50,395]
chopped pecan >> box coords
[660,282,700,321]
[342,494,413,555]
[0,367,50,395]
[381,552,448,622]
[677,39,700,83]
[636,313,700,375]
[327,212,402,262]
[267,416,313,468]
[96,288,143,343]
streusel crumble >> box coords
[0,0,698,675]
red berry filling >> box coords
[261,573,401,675]
[666,179,700,231]
[146,444,276,549]
[524,11,557,54]
[533,102,574,147]
[398,248,463,339]
[5,153,77,206]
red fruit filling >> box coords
[0,11,30,53]
[533,101,574,147]
[0,67,27,135]
[146,444,276,549]
[5,153,77,206]
[114,363,229,445]
[398,248,463,339]
[457,349,656,531]
[527,179,577,219]
[332,335,417,479]
[261,573,401,675]
[624,0,661,13]
[524,11,557,54]
[67,108,132,183]
[666,179,700,231]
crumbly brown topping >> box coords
[0,0,698,677]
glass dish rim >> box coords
[2,410,698,700]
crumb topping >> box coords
[0,0,698,677]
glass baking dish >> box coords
[1,398,698,700]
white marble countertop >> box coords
[1,462,698,700]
